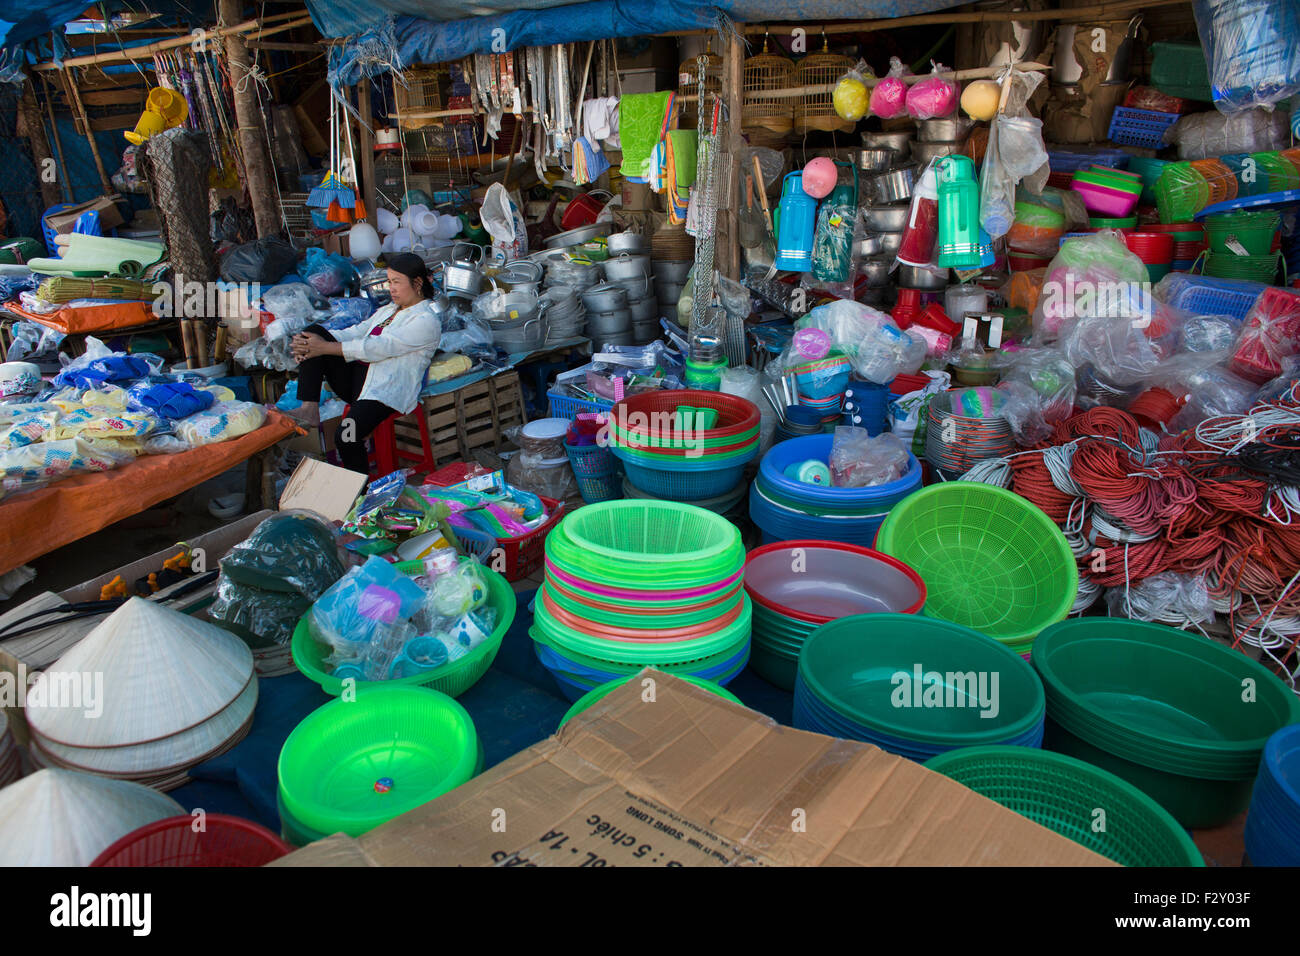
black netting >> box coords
[143,127,216,285]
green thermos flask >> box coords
[936,155,982,270]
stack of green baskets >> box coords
[530,500,752,701]
[277,686,482,846]
[1032,618,1300,828]
[874,483,1077,657]
[1203,210,1282,283]
[924,746,1204,866]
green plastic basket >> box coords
[277,686,479,837]
[558,674,742,728]
[874,483,1076,645]
[1150,40,1212,102]
[545,543,743,593]
[923,746,1204,867]
[798,614,1045,747]
[291,560,517,697]
[530,624,751,678]
[545,500,744,582]
[1205,212,1280,257]
[1203,251,1282,282]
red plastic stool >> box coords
[364,406,437,478]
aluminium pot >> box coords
[877,231,903,257]
[653,259,693,284]
[602,253,652,282]
[854,234,884,258]
[607,231,647,256]
[862,203,911,232]
[856,148,895,173]
[867,166,916,205]
[917,117,971,143]
[628,296,659,322]
[580,282,628,313]
[912,141,963,167]
[612,273,652,303]
[860,130,912,161]
[491,317,544,352]
[591,331,635,350]
[586,307,632,335]
[896,263,949,290]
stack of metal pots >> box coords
[857,133,917,296]
[653,259,692,314]
[602,235,659,345]
[580,282,633,349]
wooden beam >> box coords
[62,71,113,194]
[221,0,282,238]
[667,0,1187,36]
[33,11,313,70]
[719,32,743,282]
[245,40,324,52]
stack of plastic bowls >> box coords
[1032,618,1300,828]
[557,674,742,729]
[875,483,1076,657]
[749,434,922,546]
[792,614,1046,761]
[841,378,890,434]
[744,541,926,690]
[1244,725,1300,866]
[530,501,752,701]
[608,389,760,501]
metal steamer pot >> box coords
[654,260,693,284]
[612,272,652,303]
[498,258,544,295]
[587,308,632,335]
[580,282,629,313]
[867,166,916,205]
[628,296,659,322]
[442,242,485,298]
[861,130,912,161]
[856,148,895,173]
[912,141,963,167]
[492,316,545,352]
[606,231,647,256]
[603,253,652,283]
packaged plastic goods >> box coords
[1193,0,1300,113]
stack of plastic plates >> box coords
[744,541,926,690]
[793,614,1046,761]
[1244,724,1300,866]
[277,686,481,846]
[25,598,258,792]
[750,434,922,546]
[0,713,20,788]
[531,501,752,701]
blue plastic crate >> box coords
[547,391,613,419]
[1159,274,1266,321]
[1107,107,1181,150]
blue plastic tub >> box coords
[759,434,922,509]
[1244,724,1300,866]
[841,380,889,435]
[749,482,890,546]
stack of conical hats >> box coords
[0,768,183,866]
[25,598,258,791]
[0,712,19,787]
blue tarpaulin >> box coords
[317,0,966,85]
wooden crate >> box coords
[391,371,527,467]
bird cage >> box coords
[794,35,854,134]
[393,66,447,130]
[743,34,795,136]
[678,41,723,128]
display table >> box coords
[0,411,298,575]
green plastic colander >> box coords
[541,579,745,629]
[277,686,480,838]
[874,483,1076,645]
[558,674,742,729]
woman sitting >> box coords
[289,252,441,473]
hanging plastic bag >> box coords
[811,166,858,283]
[481,183,529,261]
[833,60,874,122]
[870,58,910,119]
[219,238,298,284]
[906,62,959,120]
[1193,0,1300,113]
[979,68,1048,241]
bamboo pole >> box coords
[32,12,313,71]
[40,76,73,203]
[62,71,113,195]
[357,82,377,223]
[719,32,744,281]
[221,0,282,239]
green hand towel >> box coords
[619,91,673,182]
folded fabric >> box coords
[127,381,216,420]
[53,354,153,390]
[619,91,674,183]
[572,136,612,186]
[582,96,621,148]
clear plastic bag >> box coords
[870,57,910,119]
[829,428,910,487]
[833,60,874,122]
[1106,570,1214,625]
[906,62,959,120]
[174,401,266,447]
[887,370,949,453]
[261,283,319,325]
[1000,347,1077,426]
[1183,314,1240,352]
[1031,230,1151,343]
[1229,289,1300,383]
[795,299,910,384]
[1193,0,1300,113]
[219,510,346,599]
[1165,108,1290,159]
[979,68,1048,241]
[505,451,576,500]
[995,379,1050,445]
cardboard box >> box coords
[278,458,367,523]
[274,673,1111,867]
[45,195,127,234]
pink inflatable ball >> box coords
[801,157,838,199]
[870,77,909,119]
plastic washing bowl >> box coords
[277,686,480,838]
[744,540,925,622]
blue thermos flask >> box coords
[774,171,817,271]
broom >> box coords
[307,97,355,210]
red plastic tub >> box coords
[90,815,292,867]
[1122,231,1175,265]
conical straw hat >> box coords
[0,768,182,866]
[30,678,259,774]
[26,597,254,748]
